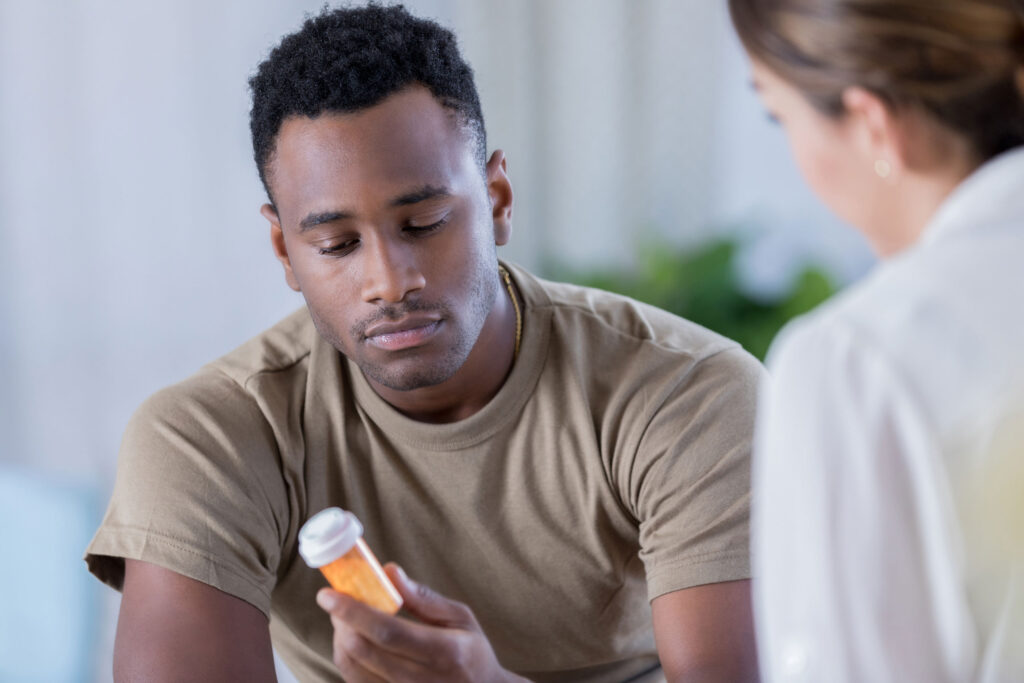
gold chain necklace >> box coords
[498,265,522,359]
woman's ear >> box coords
[485,150,513,246]
[262,204,301,292]
[841,86,906,180]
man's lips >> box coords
[363,315,442,351]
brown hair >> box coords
[729,0,1024,161]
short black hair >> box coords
[249,3,487,202]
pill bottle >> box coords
[299,507,403,614]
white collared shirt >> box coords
[754,147,1024,682]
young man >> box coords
[86,5,762,681]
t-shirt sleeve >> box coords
[84,370,290,617]
[754,320,971,682]
[630,346,763,601]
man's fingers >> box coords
[317,588,456,664]
[384,564,478,630]
[330,630,390,683]
[318,581,509,683]
[333,619,437,683]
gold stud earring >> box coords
[874,159,891,179]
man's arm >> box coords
[114,559,278,682]
[651,579,758,682]
[627,346,762,681]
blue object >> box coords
[0,465,100,683]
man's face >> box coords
[262,86,511,391]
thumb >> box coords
[385,563,478,630]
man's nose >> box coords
[360,238,426,304]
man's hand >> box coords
[317,563,528,683]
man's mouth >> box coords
[363,315,443,351]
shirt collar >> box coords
[920,146,1024,246]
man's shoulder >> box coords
[202,306,318,388]
[512,264,752,365]
[136,307,318,425]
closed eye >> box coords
[316,215,448,257]
[317,239,359,257]
[404,216,449,236]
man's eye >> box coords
[405,216,448,235]
[318,239,358,256]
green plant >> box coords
[548,238,835,361]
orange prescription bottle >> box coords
[298,507,403,615]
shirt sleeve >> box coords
[632,346,764,601]
[754,319,976,683]
[84,370,291,617]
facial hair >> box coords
[309,256,500,392]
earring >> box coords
[874,159,891,179]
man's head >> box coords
[249,5,513,397]
[249,3,487,203]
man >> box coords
[85,5,762,681]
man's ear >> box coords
[841,86,906,180]
[261,203,301,292]
[485,150,513,246]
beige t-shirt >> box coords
[86,263,762,682]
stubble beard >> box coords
[310,260,500,392]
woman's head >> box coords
[730,0,1024,160]
[729,0,1024,253]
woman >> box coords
[727,1,1024,680]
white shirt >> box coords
[755,147,1024,683]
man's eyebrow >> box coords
[391,185,452,207]
[297,186,450,231]
[299,210,353,232]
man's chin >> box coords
[358,359,458,392]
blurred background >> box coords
[0,0,873,680]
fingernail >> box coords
[316,590,337,611]
[396,565,411,585]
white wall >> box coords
[0,1,872,680]
[0,0,872,481]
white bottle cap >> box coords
[298,507,364,568]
